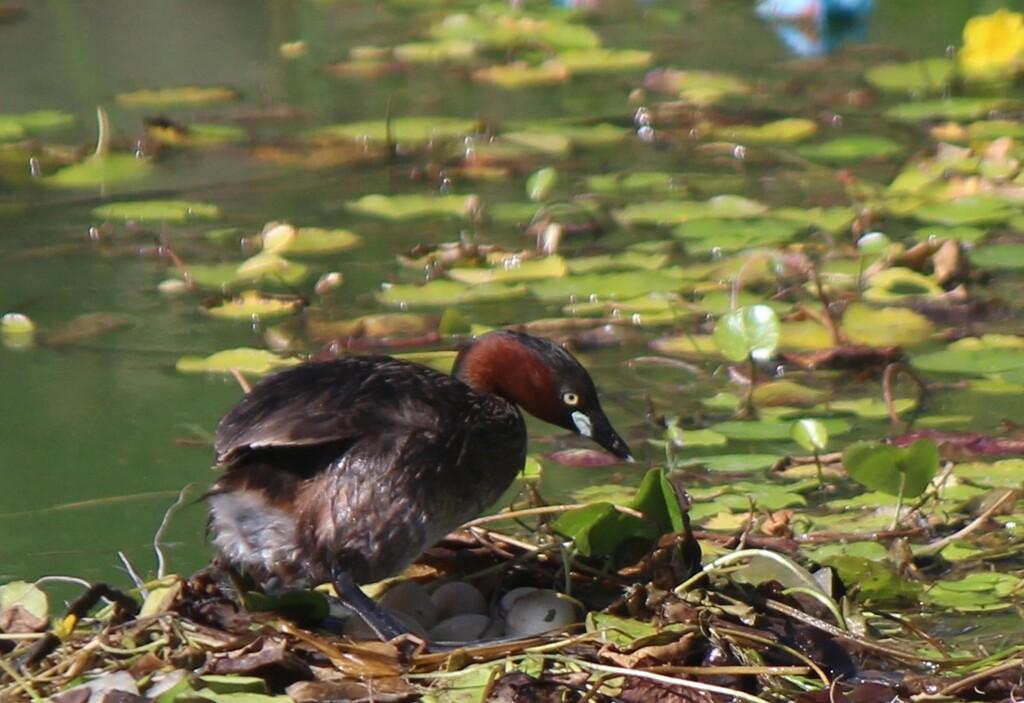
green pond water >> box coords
[0,1,1021,649]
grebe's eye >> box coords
[562,392,579,406]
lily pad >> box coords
[968,242,1024,270]
[377,279,527,307]
[615,195,768,226]
[842,439,939,497]
[528,269,685,302]
[863,58,955,93]
[448,255,567,285]
[556,48,654,73]
[93,199,221,223]
[713,305,781,362]
[796,135,904,163]
[347,193,476,220]
[884,97,1019,122]
[312,117,480,145]
[673,217,804,253]
[47,154,152,188]
[473,61,569,88]
[911,195,1018,226]
[176,348,301,375]
[115,86,237,107]
[717,118,819,144]
[864,267,945,301]
[203,291,303,320]
[711,418,851,441]
[912,335,1024,376]
[281,227,362,256]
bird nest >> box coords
[1,521,1022,703]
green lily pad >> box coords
[586,171,687,194]
[431,11,600,51]
[501,130,572,155]
[281,227,362,255]
[655,69,751,103]
[473,61,569,88]
[0,109,75,135]
[954,459,1024,489]
[115,86,237,107]
[843,301,935,346]
[93,199,220,223]
[717,118,819,144]
[566,251,671,274]
[678,453,784,473]
[914,224,988,243]
[864,267,945,301]
[711,418,851,441]
[842,439,939,497]
[969,242,1024,270]
[47,154,152,188]
[347,193,476,220]
[392,39,477,62]
[673,217,803,253]
[377,279,527,307]
[863,58,955,93]
[447,255,567,285]
[176,348,301,375]
[911,195,1018,226]
[615,195,768,226]
[556,48,654,73]
[796,135,904,163]
[526,166,557,201]
[313,117,480,145]
[528,269,685,302]
[713,305,781,362]
[912,335,1024,376]
[884,97,1019,122]
[1,312,35,349]
[204,291,303,320]
[924,572,1022,612]
[0,581,49,619]
[829,397,917,418]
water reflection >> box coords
[756,0,875,57]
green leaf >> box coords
[47,154,152,188]
[556,48,654,73]
[911,196,1017,226]
[615,195,768,226]
[447,255,567,285]
[0,581,49,619]
[842,439,939,497]
[717,118,818,144]
[884,97,1019,122]
[526,166,557,201]
[528,269,685,302]
[796,135,904,163]
[176,348,301,375]
[969,243,1024,270]
[312,117,479,145]
[115,85,236,107]
[347,193,475,220]
[203,292,302,320]
[711,419,850,441]
[712,304,781,362]
[863,58,955,93]
[93,199,221,223]
[912,335,1024,376]
[791,419,829,452]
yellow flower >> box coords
[959,9,1024,74]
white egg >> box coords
[499,586,539,616]
[430,581,488,621]
[379,581,438,630]
[504,590,578,638]
[428,613,492,642]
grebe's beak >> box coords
[571,409,634,462]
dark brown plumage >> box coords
[207,329,632,638]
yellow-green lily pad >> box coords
[969,242,1024,270]
[176,348,301,375]
[615,195,768,226]
[347,193,476,220]
[203,291,303,320]
[884,97,1019,122]
[863,267,945,301]
[556,48,654,74]
[912,195,1017,226]
[717,118,818,144]
[377,279,527,307]
[93,199,220,223]
[673,217,803,253]
[473,61,570,88]
[281,227,362,255]
[312,117,480,145]
[115,86,237,108]
[48,154,152,188]
[448,255,567,285]
[843,302,935,346]
[863,58,955,93]
[796,135,904,162]
[912,335,1024,376]
[528,269,685,302]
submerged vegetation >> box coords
[2,1,1024,701]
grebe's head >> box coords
[453,330,633,462]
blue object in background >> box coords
[756,0,875,57]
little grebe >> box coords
[207,329,632,638]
